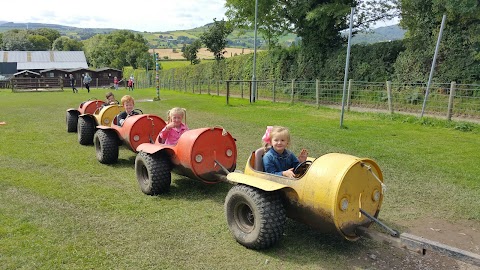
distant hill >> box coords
[352,25,406,44]
[0,21,123,40]
[0,21,405,49]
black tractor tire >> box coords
[66,111,79,133]
[224,184,286,249]
[94,129,119,164]
[77,116,96,145]
[135,151,172,195]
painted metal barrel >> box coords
[173,127,237,184]
[78,100,104,114]
[97,105,122,126]
[121,114,166,151]
[287,153,384,241]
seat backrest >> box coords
[254,147,265,172]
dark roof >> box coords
[96,67,121,72]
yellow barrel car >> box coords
[77,104,123,145]
[224,148,384,249]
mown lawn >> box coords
[0,87,479,269]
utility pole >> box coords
[251,0,258,103]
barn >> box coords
[0,51,122,89]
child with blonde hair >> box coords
[158,107,189,145]
[262,126,308,178]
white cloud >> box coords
[3,0,227,32]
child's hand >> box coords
[166,122,175,129]
[282,168,295,178]
[298,149,308,162]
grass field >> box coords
[158,60,194,70]
[0,87,479,269]
[150,48,257,60]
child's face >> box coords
[123,101,134,113]
[271,133,289,153]
[107,95,115,103]
[170,113,184,127]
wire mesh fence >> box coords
[159,78,480,121]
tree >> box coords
[394,0,480,83]
[1,28,62,51]
[29,28,61,48]
[83,30,150,69]
[200,19,233,61]
[226,0,289,48]
[52,37,84,51]
[226,0,399,50]
[28,35,51,50]
[1,30,30,51]
[182,39,202,64]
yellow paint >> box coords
[96,105,122,127]
[241,152,384,241]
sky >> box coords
[2,0,228,32]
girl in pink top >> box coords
[158,107,189,145]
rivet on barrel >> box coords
[340,198,349,211]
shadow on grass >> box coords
[105,156,137,168]
[156,176,231,204]
[259,220,382,267]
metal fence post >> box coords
[386,80,393,114]
[273,81,276,103]
[217,81,220,96]
[347,79,353,111]
[291,79,295,104]
[226,81,230,105]
[316,79,319,108]
[241,82,244,99]
[447,81,456,121]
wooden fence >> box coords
[11,78,63,92]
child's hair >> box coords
[121,95,134,106]
[167,107,187,123]
[105,92,114,99]
[262,126,291,152]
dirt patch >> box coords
[349,218,480,269]
[150,47,257,60]
[398,218,480,254]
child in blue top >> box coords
[262,126,308,178]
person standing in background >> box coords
[69,74,77,93]
[83,73,92,93]
[113,76,119,90]
[129,74,135,91]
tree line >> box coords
[180,0,480,84]
[1,0,478,83]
